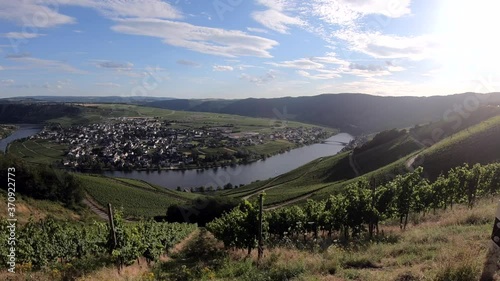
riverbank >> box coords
[102,133,353,189]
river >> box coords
[0,125,352,189]
[103,133,353,189]
[0,124,43,152]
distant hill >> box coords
[2,95,177,104]
[144,92,500,134]
[8,92,500,135]
[0,102,81,124]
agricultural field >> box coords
[7,139,68,165]
[76,173,202,218]
[48,103,333,133]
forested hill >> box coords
[0,103,81,124]
[144,92,500,134]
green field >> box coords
[8,139,68,165]
[76,173,202,218]
[48,104,335,133]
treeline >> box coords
[0,103,80,124]
[0,155,83,208]
[208,163,500,253]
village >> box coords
[36,117,332,171]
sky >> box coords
[0,0,499,99]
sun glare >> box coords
[436,0,500,76]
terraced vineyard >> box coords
[8,139,68,165]
[76,174,201,218]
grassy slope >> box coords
[220,132,421,207]
[218,152,353,205]
[353,134,421,174]
[419,114,500,179]
[0,190,99,224]
[76,174,201,219]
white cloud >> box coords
[6,56,85,73]
[0,0,182,28]
[0,0,75,27]
[177,59,201,67]
[111,18,278,58]
[310,0,411,26]
[95,82,121,87]
[213,65,234,72]
[296,69,341,80]
[310,54,349,66]
[252,10,304,34]
[0,65,3,70]
[93,60,134,71]
[63,0,183,20]
[240,70,277,84]
[318,77,414,95]
[0,79,14,86]
[2,32,46,39]
[252,0,304,34]
[246,27,269,34]
[5,53,31,58]
[335,30,438,60]
[268,58,324,70]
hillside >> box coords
[143,92,500,134]
[216,129,422,207]
[76,174,201,219]
[214,106,500,208]
[417,114,500,179]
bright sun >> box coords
[435,0,500,75]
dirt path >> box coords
[349,152,361,176]
[405,154,420,170]
[241,174,284,200]
[264,193,314,211]
[241,157,325,200]
[76,227,199,281]
[82,195,109,220]
[161,228,200,262]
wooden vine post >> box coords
[480,200,500,281]
[107,203,117,253]
[258,193,264,263]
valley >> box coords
[3,93,500,280]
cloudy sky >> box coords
[0,0,499,98]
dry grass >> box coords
[194,197,500,281]
[3,198,500,280]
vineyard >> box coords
[208,162,500,253]
[0,211,196,279]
